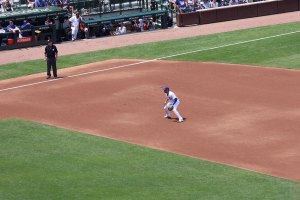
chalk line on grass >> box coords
[1,30,299,93]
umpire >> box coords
[44,39,58,79]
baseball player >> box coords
[163,86,184,123]
[69,12,82,41]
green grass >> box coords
[1,22,299,199]
[0,22,299,80]
[0,119,299,200]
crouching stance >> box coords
[163,86,184,123]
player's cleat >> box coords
[46,76,51,79]
[178,119,184,123]
[164,115,171,119]
[54,77,58,79]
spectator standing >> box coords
[44,39,58,79]
[20,20,34,37]
[69,12,81,41]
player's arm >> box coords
[44,47,47,60]
[165,98,169,105]
[55,46,58,59]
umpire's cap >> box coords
[47,39,52,43]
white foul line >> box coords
[1,30,299,93]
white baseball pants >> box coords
[164,100,183,121]
[71,26,79,41]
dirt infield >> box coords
[0,59,299,182]
[0,11,299,65]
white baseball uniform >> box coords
[164,91,183,122]
[69,15,81,41]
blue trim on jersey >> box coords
[173,98,178,105]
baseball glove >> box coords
[167,104,174,111]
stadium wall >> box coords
[177,0,300,26]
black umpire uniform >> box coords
[45,40,58,79]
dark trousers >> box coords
[47,57,57,77]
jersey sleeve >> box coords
[169,92,178,104]
[170,92,176,100]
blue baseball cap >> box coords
[163,86,169,91]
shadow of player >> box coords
[170,117,187,123]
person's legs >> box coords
[47,58,51,78]
[173,100,184,122]
[72,27,79,41]
[71,27,76,41]
[51,58,57,78]
[164,104,171,118]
